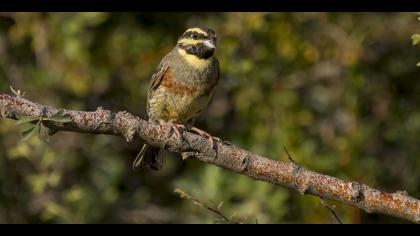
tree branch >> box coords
[1,92,420,223]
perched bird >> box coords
[133,27,220,171]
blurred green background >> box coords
[0,13,419,224]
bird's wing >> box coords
[149,63,169,92]
[146,61,170,119]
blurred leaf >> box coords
[412,34,420,46]
[217,201,224,211]
[21,125,38,142]
[39,123,50,142]
[15,116,38,125]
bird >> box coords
[132,27,220,171]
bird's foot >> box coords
[158,119,186,140]
[190,127,221,156]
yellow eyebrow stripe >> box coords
[186,28,208,36]
[178,38,203,45]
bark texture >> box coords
[1,93,419,223]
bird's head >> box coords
[176,27,217,59]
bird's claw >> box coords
[190,127,220,156]
[158,120,186,140]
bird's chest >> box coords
[172,88,209,120]
[148,79,213,124]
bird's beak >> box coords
[203,40,216,49]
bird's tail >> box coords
[132,144,162,171]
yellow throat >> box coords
[177,48,212,69]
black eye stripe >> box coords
[183,31,208,40]
[180,42,215,59]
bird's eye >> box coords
[191,32,199,39]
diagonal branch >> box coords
[1,92,420,223]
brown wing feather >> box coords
[149,64,169,92]
[146,63,169,119]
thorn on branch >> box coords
[283,146,296,164]
[282,146,309,194]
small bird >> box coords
[133,27,220,170]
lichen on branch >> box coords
[1,92,420,223]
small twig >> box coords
[206,205,231,223]
[174,188,232,223]
[320,197,343,224]
[10,86,25,98]
[283,146,296,164]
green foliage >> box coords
[413,14,420,66]
[412,34,420,46]
[0,13,419,223]
[15,110,72,142]
[20,123,39,141]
